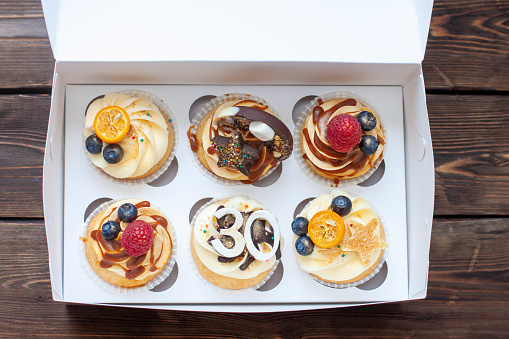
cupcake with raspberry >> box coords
[292,190,388,287]
[82,199,176,289]
[295,92,385,186]
[83,90,177,184]
[190,196,282,289]
[187,93,292,185]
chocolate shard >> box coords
[211,131,260,175]
[239,253,255,271]
[234,106,293,160]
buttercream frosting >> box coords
[84,92,170,179]
[87,199,173,282]
[301,97,385,181]
[294,190,387,283]
[192,196,280,280]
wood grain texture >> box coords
[423,0,509,91]
[0,95,49,218]
[430,95,509,215]
[0,218,507,337]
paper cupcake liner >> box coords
[188,93,281,186]
[188,196,282,294]
[83,89,179,186]
[80,198,178,294]
[293,91,387,187]
[294,190,390,289]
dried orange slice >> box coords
[308,210,345,249]
[93,106,130,143]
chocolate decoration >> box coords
[234,107,293,160]
[84,95,105,116]
[239,253,255,271]
[211,131,260,176]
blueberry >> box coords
[291,216,309,236]
[85,134,103,154]
[359,135,380,155]
[101,221,121,240]
[295,235,314,256]
[103,144,124,164]
[357,111,377,131]
[331,195,352,216]
[118,203,138,223]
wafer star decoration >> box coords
[341,218,387,266]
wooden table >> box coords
[1,1,508,337]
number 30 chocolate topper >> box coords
[209,207,280,262]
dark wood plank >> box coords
[430,94,509,215]
[423,0,509,91]
[0,218,507,337]
[0,95,49,218]
[1,93,509,218]
[0,1,44,17]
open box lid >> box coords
[41,0,433,64]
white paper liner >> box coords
[82,89,179,186]
[188,196,282,294]
[187,93,283,186]
[294,190,390,289]
[79,198,178,294]
[293,91,387,187]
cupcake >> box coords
[292,190,387,287]
[188,93,292,184]
[296,93,385,186]
[83,199,175,288]
[83,91,176,183]
[190,196,282,289]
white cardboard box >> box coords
[41,0,435,312]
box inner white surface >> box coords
[63,84,407,304]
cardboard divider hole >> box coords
[189,95,216,122]
[83,197,113,223]
[293,197,316,219]
[357,160,385,187]
[355,261,388,290]
[189,197,214,224]
[149,262,179,292]
[146,157,179,187]
[252,163,283,187]
[256,262,284,292]
[292,95,318,124]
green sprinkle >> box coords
[147,113,150,116]
[239,165,242,168]
[203,230,206,233]
[169,119,172,122]
[141,139,144,142]
[342,254,345,257]
[338,245,340,248]
[271,236,274,240]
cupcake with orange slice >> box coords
[84,91,176,183]
[292,190,388,287]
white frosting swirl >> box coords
[294,190,385,282]
[192,196,280,279]
[84,92,170,179]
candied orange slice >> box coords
[308,210,345,249]
[93,106,130,143]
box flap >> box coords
[41,0,60,56]
[42,0,432,64]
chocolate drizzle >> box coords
[211,132,260,176]
[91,200,171,280]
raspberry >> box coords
[121,220,154,257]
[326,114,362,153]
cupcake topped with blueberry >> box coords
[84,91,175,182]
[292,190,387,286]
[83,199,174,288]
[297,94,385,185]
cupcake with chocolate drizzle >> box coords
[82,199,175,289]
[190,196,282,290]
[295,92,386,186]
[187,93,292,184]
